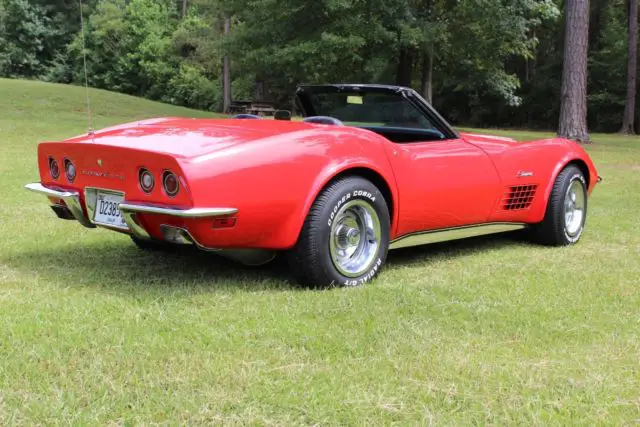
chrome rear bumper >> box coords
[25,183,96,228]
[25,183,238,239]
[118,203,237,218]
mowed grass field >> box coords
[1,78,639,425]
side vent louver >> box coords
[503,185,537,211]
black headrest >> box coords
[303,116,344,126]
[233,114,262,119]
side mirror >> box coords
[274,110,292,121]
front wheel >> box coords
[531,165,588,246]
[287,176,390,287]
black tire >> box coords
[287,176,390,287]
[130,235,175,251]
[530,165,588,246]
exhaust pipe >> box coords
[159,225,277,266]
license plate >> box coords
[93,191,128,229]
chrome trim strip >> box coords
[26,182,75,199]
[118,203,238,218]
[25,183,96,228]
[389,222,527,250]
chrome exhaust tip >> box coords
[160,225,194,245]
[158,225,277,266]
[50,204,75,220]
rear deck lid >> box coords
[61,118,317,158]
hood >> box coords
[61,117,321,158]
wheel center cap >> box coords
[336,225,361,249]
[347,228,360,246]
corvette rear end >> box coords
[25,126,255,261]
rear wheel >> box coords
[287,176,390,287]
[531,165,588,246]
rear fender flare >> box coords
[290,162,399,245]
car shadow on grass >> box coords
[6,232,528,293]
[386,231,527,267]
[6,240,296,293]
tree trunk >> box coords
[182,0,187,18]
[620,0,638,134]
[222,15,232,114]
[396,47,414,87]
[253,78,267,101]
[530,29,537,82]
[558,0,591,143]
[420,45,434,104]
[525,29,537,84]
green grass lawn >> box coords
[1,78,639,425]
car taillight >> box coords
[49,157,60,180]
[139,168,155,193]
[64,159,76,182]
[163,171,179,197]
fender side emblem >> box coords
[97,159,103,167]
[517,170,534,178]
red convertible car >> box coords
[26,84,600,287]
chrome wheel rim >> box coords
[329,200,381,277]
[564,179,586,237]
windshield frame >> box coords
[295,84,459,140]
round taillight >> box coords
[64,159,76,182]
[49,158,60,180]
[163,171,179,197]
[139,169,155,193]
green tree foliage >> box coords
[64,0,222,110]
[70,0,177,97]
[0,0,57,77]
[432,0,560,123]
[0,0,95,78]
[0,0,636,131]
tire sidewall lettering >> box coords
[352,190,376,203]
[323,185,387,287]
[343,257,383,287]
[570,173,586,188]
[327,189,377,227]
[327,193,352,226]
[563,173,587,243]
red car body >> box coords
[26,84,600,284]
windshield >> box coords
[296,85,457,142]
[302,90,437,130]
